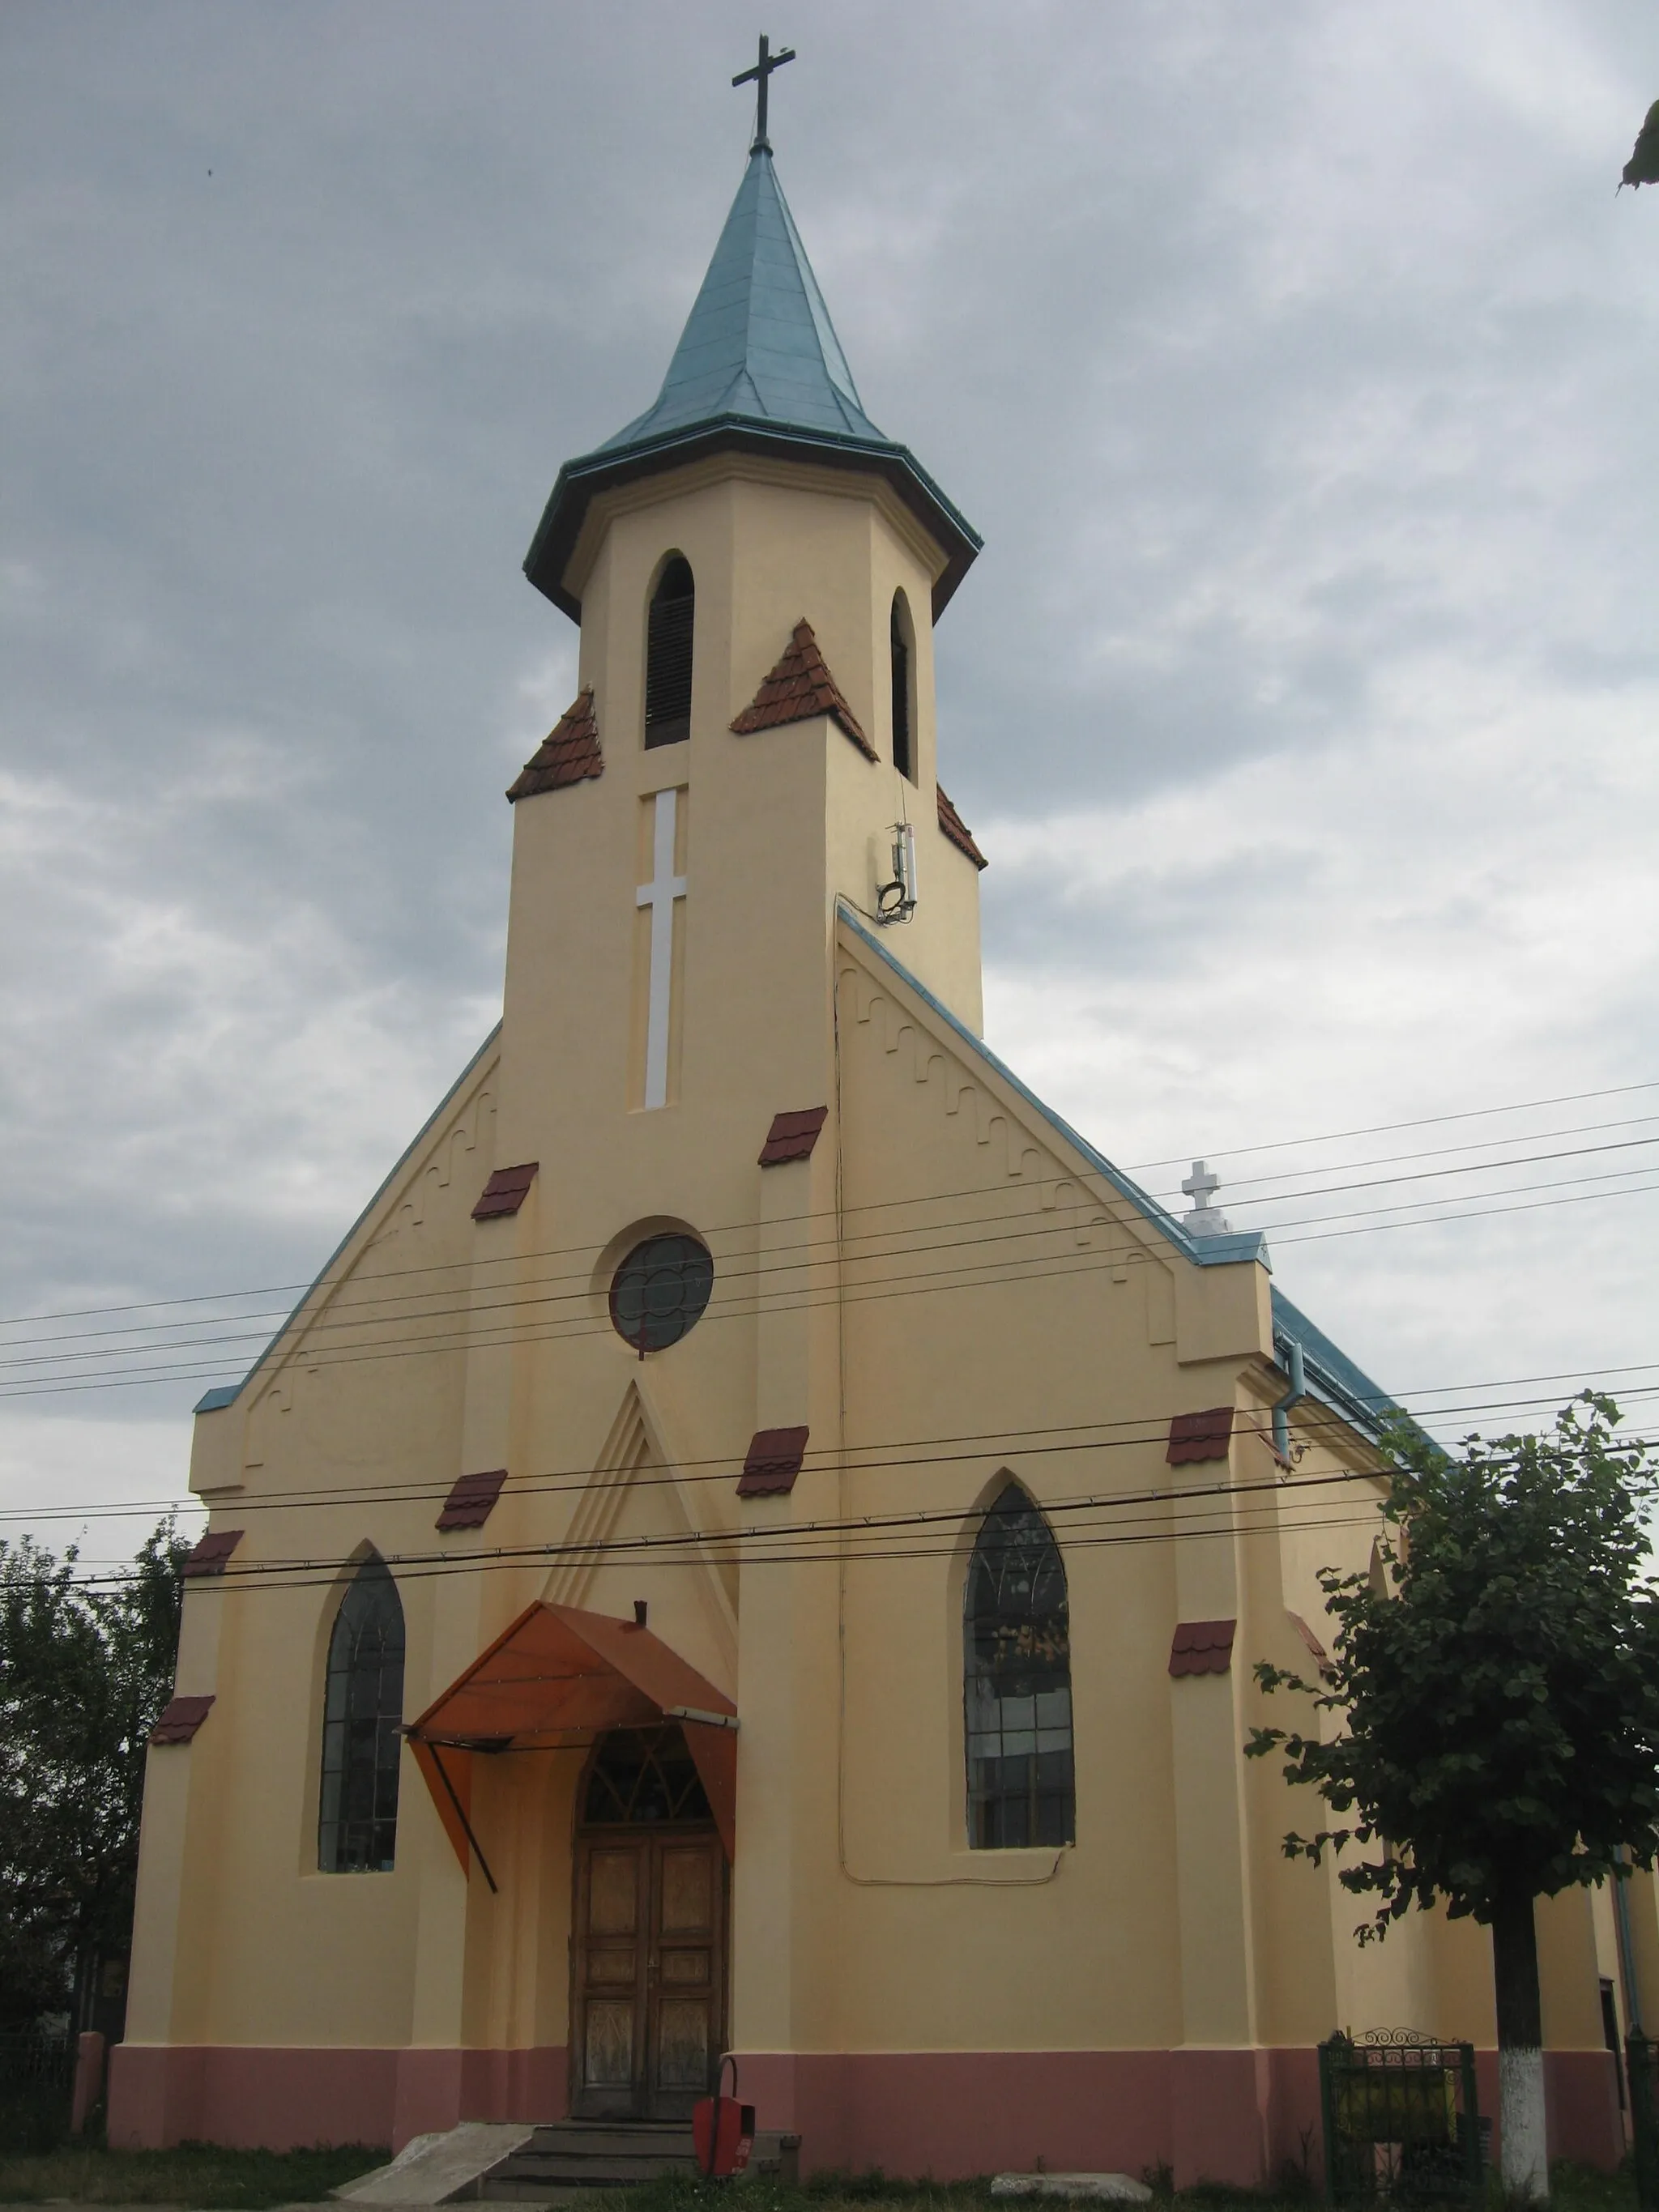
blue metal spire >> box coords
[601,147,886,452]
[525,150,980,623]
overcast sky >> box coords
[3,1,1657,1566]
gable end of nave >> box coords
[834,948,1183,1345]
[190,1038,502,1497]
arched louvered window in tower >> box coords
[964,1481,1075,1848]
[644,557,695,748]
[890,591,915,783]
[318,1555,406,1873]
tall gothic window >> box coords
[645,556,695,748]
[964,1481,1074,1848]
[889,591,915,783]
[319,1555,405,1873]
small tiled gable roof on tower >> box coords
[181,1529,244,1579]
[936,784,987,870]
[507,688,603,800]
[731,620,876,761]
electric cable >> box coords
[9,1125,1659,1368]
[6,1364,1657,1532]
[5,1162,1657,1402]
[6,1079,1659,1336]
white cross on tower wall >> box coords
[637,787,687,1112]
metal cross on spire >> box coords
[732,33,795,153]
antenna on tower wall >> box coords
[875,822,918,924]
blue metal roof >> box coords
[836,903,1269,1272]
[603,147,883,451]
[1270,1287,1397,1440]
[838,901,1397,1443]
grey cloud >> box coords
[2,0,1657,1515]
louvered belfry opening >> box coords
[645,556,695,748]
[890,592,915,782]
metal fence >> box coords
[1628,2031,1659,2212]
[1319,2031,1483,2204]
[0,2030,76,2154]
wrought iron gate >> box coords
[1628,2031,1659,2212]
[1319,2031,1482,2203]
[0,2030,75,2154]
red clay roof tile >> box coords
[737,1426,810,1497]
[181,1529,243,1579]
[507,688,603,800]
[758,1106,829,1166]
[1289,1610,1332,1673]
[472,1163,538,1221]
[151,1694,215,1745]
[731,621,876,761]
[1166,1408,1235,1464]
[936,784,987,869]
[1168,1619,1236,1677]
[437,1468,508,1532]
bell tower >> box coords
[494,88,987,1189]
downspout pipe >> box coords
[1615,1847,1644,2032]
[1273,1340,1307,1461]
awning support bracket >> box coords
[424,1738,498,1894]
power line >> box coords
[31,1461,1401,1590]
[1123,1077,1659,1172]
[5,1164,1657,1402]
[7,1080,1659,1336]
[12,1375,1657,1538]
[11,1123,1659,1371]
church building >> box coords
[112,74,1650,2184]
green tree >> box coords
[0,1520,189,2029]
[1247,1396,1659,2201]
[1621,99,1659,190]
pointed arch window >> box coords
[319,1556,405,1873]
[645,557,695,748]
[964,1481,1074,1848]
[889,591,915,783]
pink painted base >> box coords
[734,2047,1624,2185]
[735,2048,1287,2186]
[106,2040,1626,2180]
[106,2044,567,2153]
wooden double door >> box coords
[571,1826,727,2120]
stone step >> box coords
[477,2122,799,2198]
[489,2156,694,2186]
[522,2128,695,2159]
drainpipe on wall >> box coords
[1615,1846,1644,2033]
[1272,1340,1307,1461]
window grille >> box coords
[890,595,915,782]
[964,1481,1075,1848]
[645,558,695,748]
[318,1556,405,1873]
[609,1234,714,1353]
[582,1725,713,1826]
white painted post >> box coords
[1500,2047,1549,2199]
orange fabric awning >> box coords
[407,1601,737,1869]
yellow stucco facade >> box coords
[112,140,1648,2184]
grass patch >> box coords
[1544,2164,1640,2212]
[0,2140,384,2206]
[599,2159,1642,2212]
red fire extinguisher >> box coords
[693,2054,755,2180]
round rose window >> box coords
[609,1233,714,1353]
